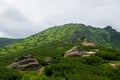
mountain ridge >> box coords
[0,23,120,80]
[0,23,120,54]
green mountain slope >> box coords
[0,38,22,48]
[0,23,120,54]
[0,39,120,80]
[0,23,120,80]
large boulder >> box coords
[8,54,39,71]
[64,46,84,57]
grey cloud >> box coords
[4,8,28,22]
[36,0,120,31]
[0,8,38,38]
[0,0,120,38]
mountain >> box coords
[0,23,120,80]
[0,35,120,80]
[0,23,120,54]
[0,38,22,48]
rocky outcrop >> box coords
[64,46,84,57]
[82,38,95,46]
[82,51,96,57]
[8,54,39,71]
[64,46,96,57]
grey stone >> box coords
[64,46,84,57]
[8,54,39,71]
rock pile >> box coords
[8,54,39,71]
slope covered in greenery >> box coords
[0,40,120,80]
[0,23,120,80]
[0,38,22,48]
[0,23,120,54]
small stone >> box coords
[45,57,52,63]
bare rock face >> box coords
[82,38,95,46]
[64,46,84,57]
[8,54,39,71]
[82,51,96,57]
[64,46,96,57]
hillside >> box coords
[0,38,22,48]
[0,39,120,80]
[0,23,120,54]
[0,23,120,80]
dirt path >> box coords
[38,66,45,75]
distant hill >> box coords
[0,38,22,48]
[0,23,120,54]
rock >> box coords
[15,54,33,62]
[64,46,96,57]
[109,63,120,67]
[45,57,52,63]
[82,38,95,46]
[8,54,39,71]
[82,51,96,57]
[64,46,84,57]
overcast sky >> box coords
[0,0,120,38]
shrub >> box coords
[45,66,53,77]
